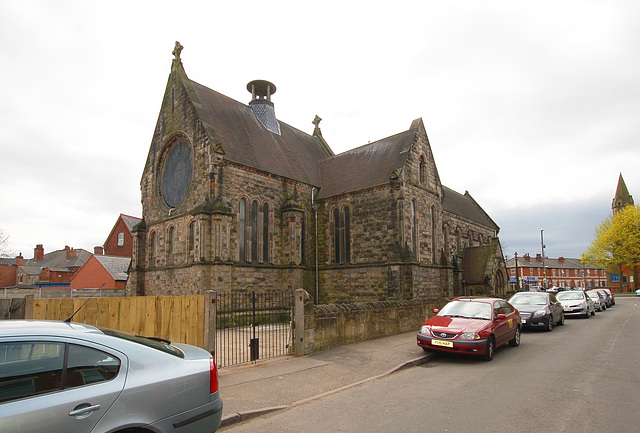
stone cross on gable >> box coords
[312,115,322,128]
[171,41,184,71]
[172,41,184,60]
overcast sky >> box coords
[1,0,638,260]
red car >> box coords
[417,297,521,361]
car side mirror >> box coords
[433,308,439,314]
[496,313,507,320]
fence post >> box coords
[24,295,34,319]
[293,289,309,356]
[203,291,216,355]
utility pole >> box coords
[541,229,546,290]
[514,252,520,292]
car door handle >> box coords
[69,403,101,418]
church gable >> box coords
[400,118,442,196]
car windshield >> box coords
[586,291,600,299]
[100,328,184,358]
[509,293,547,305]
[438,300,492,320]
[556,292,584,301]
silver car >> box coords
[586,289,607,312]
[556,290,595,318]
[0,320,223,433]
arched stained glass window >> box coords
[333,207,341,264]
[332,206,351,264]
[262,202,270,263]
[343,207,351,264]
[250,200,259,263]
[411,200,417,259]
[431,206,437,264]
[419,156,426,185]
[239,198,247,261]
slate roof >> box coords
[505,256,601,270]
[95,256,131,281]
[317,123,417,199]
[188,78,332,186]
[442,186,499,231]
[121,214,142,232]
[176,63,499,235]
[24,249,92,273]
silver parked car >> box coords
[556,290,595,318]
[586,289,607,312]
[0,320,223,433]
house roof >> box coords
[442,187,499,231]
[187,77,332,186]
[505,256,602,270]
[121,214,142,232]
[24,248,92,273]
[95,256,131,281]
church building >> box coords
[126,43,507,302]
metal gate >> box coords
[214,290,294,368]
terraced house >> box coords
[127,43,507,302]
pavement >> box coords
[217,330,433,428]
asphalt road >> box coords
[221,296,640,433]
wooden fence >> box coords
[31,295,213,352]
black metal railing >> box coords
[215,290,293,368]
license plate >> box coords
[564,308,573,311]
[432,339,453,348]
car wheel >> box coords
[483,336,495,361]
[509,327,521,347]
[546,316,554,332]
[558,311,565,326]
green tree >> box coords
[582,205,640,290]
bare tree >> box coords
[0,229,16,258]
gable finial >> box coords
[172,41,183,69]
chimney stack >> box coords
[15,253,24,266]
[94,246,104,256]
[34,244,44,261]
[247,80,281,135]
[535,253,543,262]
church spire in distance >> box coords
[612,173,634,215]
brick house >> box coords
[505,254,607,290]
[70,255,131,290]
[0,255,22,288]
[103,214,142,258]
[16,245,92,287]
[127,43,506,301]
